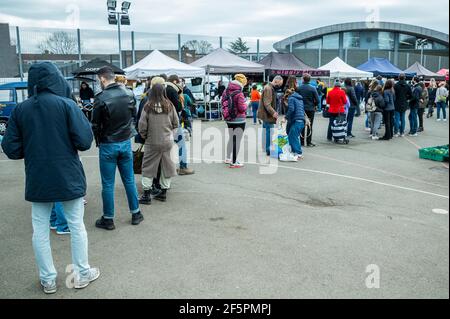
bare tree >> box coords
[182,40,213,55]
[38,31,78,55]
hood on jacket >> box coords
[166,82,182,94]
[27,62,72,98]
[226,80,243,93]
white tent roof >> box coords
[190,48,265,74]
[124,50,205,79]
[319,57,373,79]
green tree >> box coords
[228,37,250,54]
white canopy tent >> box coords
[319,57,373,79]
[124,50,205,79]
[190,48,265,74]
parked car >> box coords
[0,82,28,135]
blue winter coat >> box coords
[286,92,305,123]
[1,62,93,202]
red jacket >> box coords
[326,87,347,114]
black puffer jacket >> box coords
[92,83,136,145]
[394,80,412,113]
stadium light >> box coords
[107,0,117,11]
[120,15,130,25]
[108,13,118,25]
[106,1,132,69]
[121,1,131,13]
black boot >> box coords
[131,211,144,226]
[139,190,152,205]
[154,189,167,202]
[95,217,115,231]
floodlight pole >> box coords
[117,12,123,69]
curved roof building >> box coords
[274,21,449,72]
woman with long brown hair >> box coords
[138,83,179,203]
[382,79,395,140]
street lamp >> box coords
[107,0,132,69]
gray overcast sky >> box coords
[0,0,448,51]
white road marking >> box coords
[432,209,449,215]
[191,157,449,200]
[308,153,447,189]
[1,155,448,200]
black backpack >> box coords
[223,91,240,121]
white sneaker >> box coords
[296,154,304,161]
[74,268,100,289]
[365,127,371,132]
[41,280,57,294]
[394,134,399,138]
[401,134,406,137]
[372,136,379,140]
[437,119,442,122]
[444,119,448,122]
[224,158,232,165]
[229,162,244,168]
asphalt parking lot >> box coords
[0,115,448,299]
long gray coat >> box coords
[138,103,179,179]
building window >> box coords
[305,38,322,49]
[343,32,360,48]
[322,33,339,49]
[378,32,395,50]
[399,34,417,50]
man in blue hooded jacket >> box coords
[1,62,100,294]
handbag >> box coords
[133,144,144,175]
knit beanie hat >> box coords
[234,74,248,87]
[334,79,342,87]
[151,76,165,87]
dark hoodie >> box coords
[1,62,93,202]
[394,80,412,113]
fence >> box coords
[3,25,276,79]
[291,47,449,73]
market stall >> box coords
[124,49,205,79]
[319,57,373,79]
[190,48,265,120]
[260,52,330,79]
[404,62,445,81]
[357,57,415,78]
[72,58,125,77]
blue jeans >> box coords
[50,202,68,232]
[174,126,188,169]
[32,197,90,282]
[262,122,274,155]
[394,111,406,135]
[365,113,370,129]
[287,120,305,155]
[251,102,259,124]
[99,140,140,219]
[437,101,447,119]
[347,107,356,136]
[408,109,418,134]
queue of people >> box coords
[1,59,449,295]
[0,62,201,294]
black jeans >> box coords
[418,108,425,129]
[226,122,246,164]
[302,110,315,146]
[383,110,395,139]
